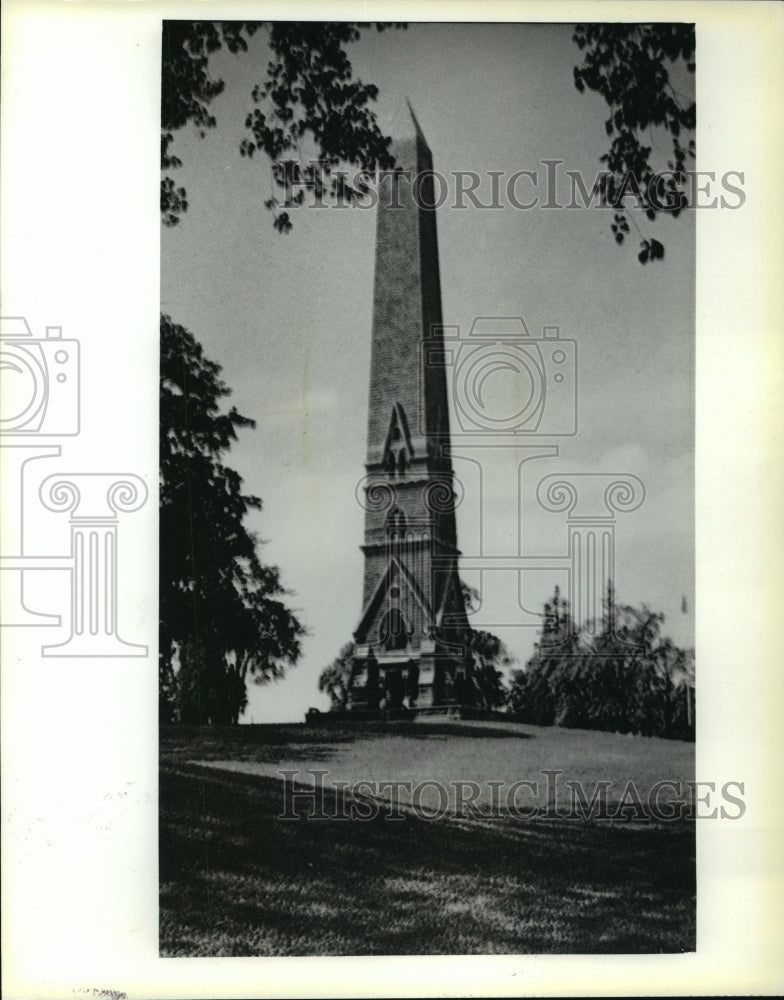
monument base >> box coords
[347,646,471,713]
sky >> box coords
[160,22,695,723]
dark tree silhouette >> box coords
[161,22,262,224]
[162,20,695,259]
[573,23,695,263]
[160,22,407,722]
[508,582,694,739]
[318,642,355,710]
[161,20,403,229]
[458,581,512,710]
[463,628,512,710]
[160,23,697,720]
[507,585,579,725]
[159,315,305,724]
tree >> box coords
[507,585,579,725]
[508,582,694,739]
[161,23,407,723]
[463,628,512,710]
[318,642,355,710]
[159,314,305,724]
[162,20,695,257]
[317,583,511,713]
[162,20,403,230]
[572,23,695,263]
[458,581,513,709]
[161,22,261,224]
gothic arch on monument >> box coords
[347,104,472,715]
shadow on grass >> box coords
[160,720,533,766]
[160,759,695,956]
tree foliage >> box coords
[160,23,406,724]
[462,628,512,710]
[161,20,402,229]
[318,642,355,710]
[159,314,305,724]
[456,582,513,709]
[573,23,695,263]
[508,583,695,739]
[162,20,696,260]
[161,21,262,225]
[318,600,512,714]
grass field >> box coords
[160,719,695,956]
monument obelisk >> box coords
[349,104,471,713]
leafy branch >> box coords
[161,21,404,231]
[573,23,695,263]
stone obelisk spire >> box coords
[349,103,469,713]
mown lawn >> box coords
[160,720,695,955]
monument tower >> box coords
[349,105,471,713]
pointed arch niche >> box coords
[379,607,409,651]
[386,506,407,537]
[382,403,414,477]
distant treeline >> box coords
[507,584,695,742]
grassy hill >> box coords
[160,719,695,955]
